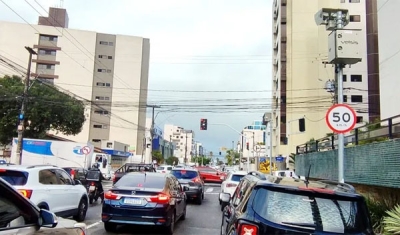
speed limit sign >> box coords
[326,104,357,134]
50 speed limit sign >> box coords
[325,104,357,134]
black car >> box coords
[102,172,188,234]
[170,168,204,205]
[0,177,87,234]
[62,167,88,185]
[220,171,374,235]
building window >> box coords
[350,75,362,82]
[94,110,109,115]
[96,82,111,87]
[38,49,56,56]
[40,35,58,41]
[349,0,360,3]
[343,75,347,82]
[281,116,286,124]
[97,69,106,72]
[109,42,114,46]
[340,0,345,2]
[351,95,363,103]
[343,95,347,102]
[93,124,107,129]
[92,139,101,142]
[106,142,113,148]
[280,136,287,145]
[98,55,113,59]
[356,116,363,123]
[281,96,286,103]
[95,96,110,101]
[37,64,55,70]
[107,69,112,73]
[108,56,113,59]
[350,15,361,22]
[99,41,114,46]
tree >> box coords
[225,149,240,166]
[0,75,85,145]
[165,156,179,165]
[152,150,164,164]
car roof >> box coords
[0,164,59,171]
[171,168,198,172]
[229,171,248,175]
[125,172,167,177]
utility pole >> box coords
[16,47,37,165]
[184,132,188,164]
[147,105,160,163]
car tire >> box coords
[196,193,202,205]
[166,212,175,234]
[104,222,117,232]
[180,205,186,221]
[73,198,88,222]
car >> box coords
[156,165,173,173]
[112,163,156,184]
[170,168,204,204]
[220,171,374,235]
[0,164,89,222]
[102,172,188,234]
[219,170,247,209]
[196,166,227,183]
[62,167,88,186]
[0,177,87,234]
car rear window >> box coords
[252,188,370,234]
[115,174,165,189]
[231,174,245,182]
[171,170,198,179]
[0,170,29,186]
[157,166,165,170]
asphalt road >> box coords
[84,181,223,235]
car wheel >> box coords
[180,205,186,221]
[104,222,117,232]
[166,212,175,234]
[196,193,202,205]
[73,198,88,222]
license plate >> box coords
[89,186,95,191]
[124,198,142,205]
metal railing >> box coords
[296,114,400,154]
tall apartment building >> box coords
[377,0,399,121]
[238,121,267,165]
[271,0,379,157]
[163,124,195,163]
[0,8,150,156]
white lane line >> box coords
[87,220,102,229]
[205,187,214,193]
[205,192,219,195]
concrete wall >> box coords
[295,138,400,188]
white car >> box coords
[0,164,89,222]
[156,165,173,173]
[219,170,247,207]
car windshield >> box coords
[0,170,29,186]
[115,174,165,189]
[252,188,371,234]
[231,174,245,182]
[171,170,198,179]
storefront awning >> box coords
[101,149,132,157]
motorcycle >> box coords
[86,180,104,204]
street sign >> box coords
[276,156,284,162]
[253,145,261,152]
[325,104,357,134]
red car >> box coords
[196,167,227,183]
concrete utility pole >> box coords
[147,105,161,162]
[15,47,37,165]
[184,132,188,164]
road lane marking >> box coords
[205,187,214,193]
[87,221,102,229]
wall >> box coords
[295,139,400,188]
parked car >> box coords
[219,170,247,208]
[112,163,156,184]
[0,177,87,234]
[62,167,88,186]
[0,164,89,222]
[170,168,204,204]
[196,166,227,183]
[156,165,173,173]
[102,172,188,234]
[220,171,374,235]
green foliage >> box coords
[365,196,388,234]
[225,149,239,166]
[165,156,179,165]
[191,156,211,166]
[0,75,85,145]
[152,150,163,164]
[383,204,400,234]
[288,153,296,165]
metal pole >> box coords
[16,47,36,165]
[336,11,345,183]
[184,132,188,164]
[148,105,160,163]
[246,136,249,172]
[269,121,273,175]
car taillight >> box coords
[237,223,258,235]
[149,193,170,204]
[0,169,6,172]
[104,191,120,200]
[18,189,33,199]
[192,177,201,183]
[226,183,237,188]
[70,169,75,180]
[91,182,95,186]
[162,171,166,173]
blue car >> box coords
[102,172,188,234]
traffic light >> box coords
[246,142,249,150]
[299,118,305,132]
[200,118,207,130]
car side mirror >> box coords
[220,192,231,203]
[183,186,190,191]
[39,209,58,228]
[74,179,82,185]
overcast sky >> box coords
[0,0,272,154]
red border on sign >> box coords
[325,104,357,134]
[82,146,91,154]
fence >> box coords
[296,114,400,154]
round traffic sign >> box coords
[325,104,357,134]
[82,146,91,155]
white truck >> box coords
[9,137,112,178]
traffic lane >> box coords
[83,181,113,225]
[86,185,222,235]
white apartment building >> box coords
[163,124,195,163]
[377,0,400,121]
[272,0,379,157]
[0,8,149,156]
[238,121,267,164]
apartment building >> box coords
[377,0,399,121]
[238,121,267,164]
[163,124,195,163]
[271,0,379,157]
[0,8,150,156]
